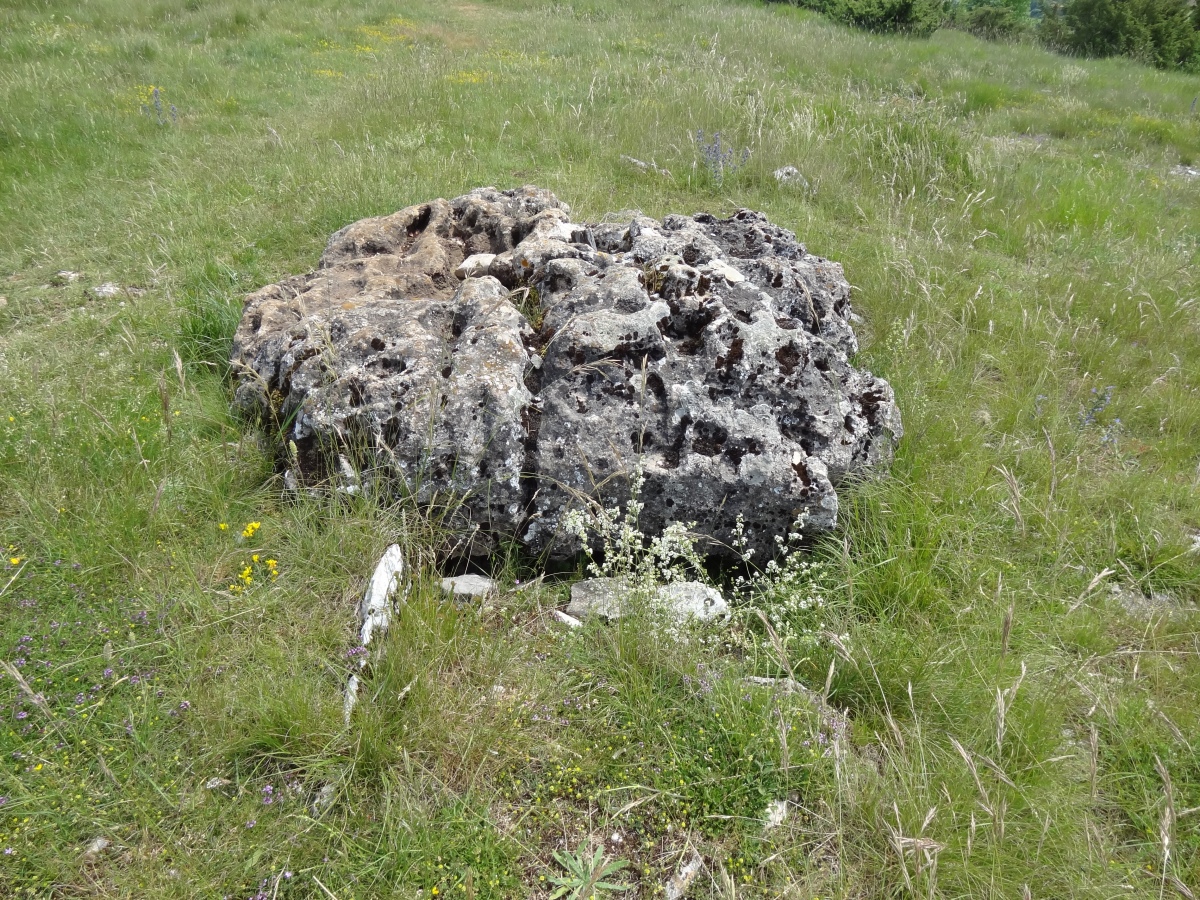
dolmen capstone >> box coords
[230,186,902,559]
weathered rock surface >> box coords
[565,578,730,624]
[232,186,902,559]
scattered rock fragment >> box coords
[52,270,81,285]
[621,154,672,178]
[565,578,625,619]
[551,609,583,629]
[90,282,121,298]
[664,849,704,900]
[336,454,361,496]
[1108,583,1183,617]
[204,776,231,790]
[455,252,496,279]
[1171,164,1200,179]
[359,544,405,648]
[439,573,497,600]
[773,165,810,190]
[656,582,731,623]
[82,836,110,859]
[343,673,361,725]
[763,798,789,831]
[312,783,336,816]
[346,545,407,725]
[565,578,729,624]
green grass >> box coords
[1,0,1199,897]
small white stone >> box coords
[343,673,360,725]
[543,221,577,242]
[664,849,703,900]
[565,578,627,619]
[83,836,110,858]
[773,165,810,191]
[360,545,405,648]
[566,578,729,624]
[312,783,336,816]
[336,454,361,495]
[439,574,497,600]
[706,259,745,284]
[656,581,731,623]
[454,253,496,279]
[551,609,583,629]
[204,776,231,790]
[764,798,789,830]
[91,282,121,298]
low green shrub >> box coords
[1040,0,1200,70]
[964,3,1032,40]
[772,0,944,36]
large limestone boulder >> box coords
[231,187,901,559]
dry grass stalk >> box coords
[1001,602,1014,658]
[1,660,61,734]
[994,465,1025,532]
[1156,755,1176,885]
[1088,724,1099,800]
[886,802,943,899]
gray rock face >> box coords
[232,186,901,559]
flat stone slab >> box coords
[1109,583,1185,617]
[566,577,729,623]
[440,574,497,600]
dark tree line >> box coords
[772,0,1200,71]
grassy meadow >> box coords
[2,0,1199,897]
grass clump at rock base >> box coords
[1,0,1199,897]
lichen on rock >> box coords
[231,186,902,559]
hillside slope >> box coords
[1,1,1199,897]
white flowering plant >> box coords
[726,513,845,660]
[561,465,707,592]
[562,469,848,658]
